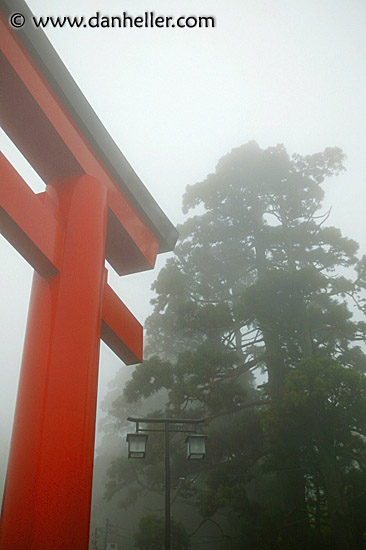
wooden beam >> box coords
[0,15,160,275]
[101,280,143,365]
[0,153,64,276]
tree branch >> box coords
[188,517,232,540]
[204,399,271,422]
[214,354,266,383]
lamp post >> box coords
[127,416,206,550]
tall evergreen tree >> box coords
[104,142,366,549]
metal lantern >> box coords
[126,433,148,458]
[185,434,207,460]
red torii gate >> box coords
[0,1,177,548]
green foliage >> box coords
[261,355,366,548]
[262,354,366,464]
[124,357,174,403]
[133,514,190,550]
[102,142,366,549]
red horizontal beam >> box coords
[0,153,64,276]
[0,156,142,363]
[0,15,159,275]
[101,280,143,364]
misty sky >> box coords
[1,0,366,501]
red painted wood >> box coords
[0,176,108,549]
[102,279,143,364]
[0,14,166,549]
[0,153,64,276]
[0,14,159,275]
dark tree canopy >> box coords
[103,142,366,550]
[133,515,190,550]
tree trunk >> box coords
[254,226,310,547]
[321,459,351,550]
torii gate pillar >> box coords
[1,176,109,547]
[0,1,177,548]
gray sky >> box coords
[1,0,366,499]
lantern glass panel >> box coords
[186,434,206,460]
[127,433,148,458]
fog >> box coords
[1,0,366,515]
